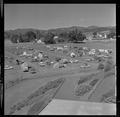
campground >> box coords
[4,40,116,115]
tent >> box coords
[70,52,76,58]
[20,62,29,72]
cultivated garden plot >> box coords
[4,40,116,115]
[5,77,65,115]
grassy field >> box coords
[4,40,116,115]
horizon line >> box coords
[5,25,116,31]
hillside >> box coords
[5,26,116,36]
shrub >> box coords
[68,28,86,43]
[44,32,56,44]
[11,34,19,43]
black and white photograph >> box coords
[4,4,116,115]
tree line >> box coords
[5,28,86,44]
[5,29,116,44]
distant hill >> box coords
[5,26,116,34]
[48,26,116,34]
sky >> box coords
[4,4,116,30]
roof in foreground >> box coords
[39,99,116,115]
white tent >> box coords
[53,62,60,68]
[53,36,59,39]
[57,47,64,50]
[23,51,27,56]
[20,62,29,72]
[38,53,43,60]
[70,52,76,58]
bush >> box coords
[11,34,19,43]
[44,32,56,44]
[22,31,36,42]
[68,28,86,43]
[10,31,36,43]
[107,32,116,39]
[57,38,66,43]
[93,32,97,38]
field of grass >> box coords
[4,40,116,115]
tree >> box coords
[19,34,24,43]
[93,32,97,38]
[107,32,116,39]
[11,34,19,43]
[19,31,36,43]
[35,30,43,39]
[24,31,36,42]
[4,32,11,39]
[59,32,69,38]
[11,31,37,43]
[68,29,86,43]
[44,32,56,44]
[57,38,65,43]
